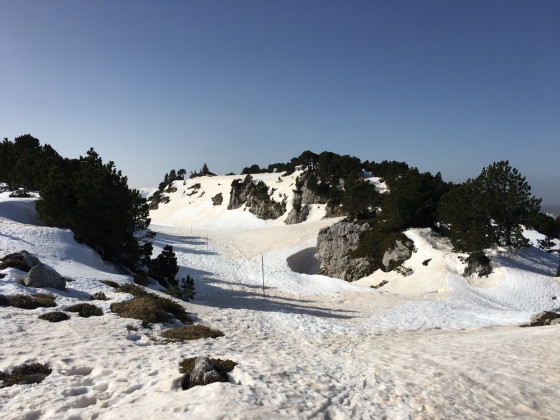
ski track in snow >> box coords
[1,189,560,419]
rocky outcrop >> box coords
[529,311,560,327]
[285,205,311,225]
[382,239,414,270]
[316,221,372,281]
[228,176,286,220]
[211,193,223,206]
[24,265,66,290]
[285,179,328,225]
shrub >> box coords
[111,297,170,326]
[66,303,103,317]
[99,280,120,288]
[113,284,191,324]
[133,271,148,286]
[0,294,9,306]
[7,294,57,309]
[167,275,195,302]
[0,363,52,388]
[0,254,30,272]
[162,325,223,342]
[39,311,70,322]
[351,228,411,273]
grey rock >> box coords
[24,265,66,290]
[285,205,311,225]
[189,357,224,388]
[18,250,42,270]
[285,179,329,225]
[211,193,223,206]
[228,178,286,220]
[300,181,328,206]
[1,250,41,271]
[316,221,372,281]
[529,311,560,327]
[382,239,413,270]
[551,318,560,326]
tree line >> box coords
[286,150,559,276]
[0,134,189,288]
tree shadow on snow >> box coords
[494,246,559,277]
[194,277,359,320]
[152,232,217,257]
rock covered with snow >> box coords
[316,221,372,281]
[24,264,66,290]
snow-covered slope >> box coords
[1,184,560,419]
[150,171,320,231]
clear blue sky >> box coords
[1,1,558,204]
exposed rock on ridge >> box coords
[285,179,328,225]
[228,176,286,220]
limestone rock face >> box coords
[285,205,311,225]
[228,177,286,220]
[24,265,66,290]
[285,180,328,225]
[382,239,414,270]
[316,221,372,281]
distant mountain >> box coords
[542,205,560,218]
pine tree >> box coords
[439,161,541,276]
[148,245,179,287]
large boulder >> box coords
[382,239,414,270]
[24,265,66,290]
[316,221,372,281]
[529,311,560,327]
[188,357,223,388]
[21,251,41,270]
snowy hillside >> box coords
[1,179,560,419]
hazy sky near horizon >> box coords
[1,1,559,203]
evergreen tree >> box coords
[36,148,153,269]
[148,245,179,287]
[439,161,541,275]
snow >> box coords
[1,180,560,419]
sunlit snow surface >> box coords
[1,184,560,419]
